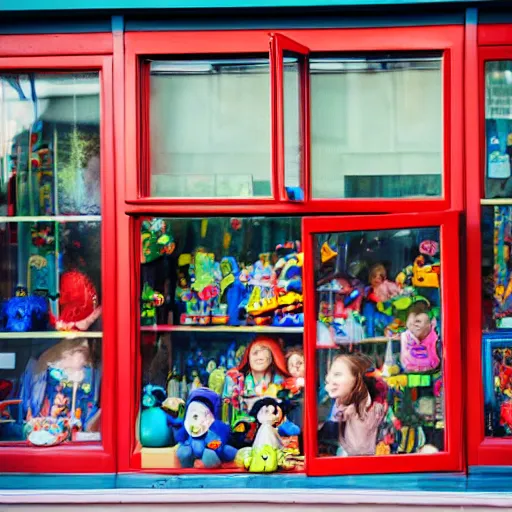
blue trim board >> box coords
[1,470,512,492]
[0,474,116,490]
[0,0,483,13]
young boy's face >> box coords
[406,312,431,341]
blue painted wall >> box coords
[0,0,483,13]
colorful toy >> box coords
[175,388,238,469]
[140,385,173,448]
[56,270,101,331]
[400,302,440,373]
[141,218,175,264]
[140,283,164,326]
[1,294,48,332]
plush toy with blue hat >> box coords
[175,387,238,469]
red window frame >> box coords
[124,25,463,216]
[302,211,463,475]
[270,33,310,202]
[0,40,116,473]
[466,42,512,467]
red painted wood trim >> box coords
[124,26,463,214]
[0,34,112,57]
[478,24,512,47]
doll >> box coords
[321,353,388,456]
[366,263,402,303]
[400,302,440,373]
[284,348,305,394]
[223,336,290,409]
[20,338,101,437]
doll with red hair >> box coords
[224,336,290,404]
[223,336,301,441]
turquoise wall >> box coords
[0,0,481,12]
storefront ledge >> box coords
[116,472,467,492]
[2,488,512,507]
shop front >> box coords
[0,2,511,505]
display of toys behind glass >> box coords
[140,219,304,328]
[2,121,101,333]
[0,338,101,446]
[139,335,305,472]
[316,234,444,456]
[492,206,512,328]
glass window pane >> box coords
[283,54,303,201]
[485,61,512,199]
[0,73,101,216]
[138,217,304,472]
[310,56,443,199]
[0,72,103,447]
[481,206,512,438]
[315,227,444,456]
[149,59,271,198]
[0,220,103,445]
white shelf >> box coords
[0,215,101,223]
[481,198,512,206]
[140,325,303,334]
[0,331,103,339]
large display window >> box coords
[0,51,116,473]
[115,25,466,476]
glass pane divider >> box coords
[0,331,103,339]
[0,216,102,223]
[481,198,512,206]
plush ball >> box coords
[140,407,172,448]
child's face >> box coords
[370,266,387,288]
[406,312,432,340]
[325,358,356,401]
[288,353,305,378]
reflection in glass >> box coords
[138,217,304,472]
[315,228,444,456]
[149,59,271,198]
[310,56,443,199]
[0,73,101,216]
[485,61,512,199]
[283,54,303,200]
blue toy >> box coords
[175,387,238,469]
[140,385,172,448]
[1,295,48,332]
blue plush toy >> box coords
[175,387,238,469]
[1,295,48,332]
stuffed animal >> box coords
[175,387,238,469]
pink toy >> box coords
[400,302,440,373]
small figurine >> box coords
[243,397,283,473]
[400,302,440,373]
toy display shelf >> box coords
[0,331,103,339]
[0,215,101,223]
[140,325,303,334]
[316,337,389,349]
